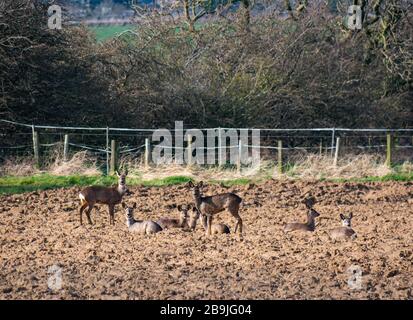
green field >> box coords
[89,25,136,42]
[1,172,412,195]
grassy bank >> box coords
[0,172,412,195]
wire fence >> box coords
[1,119,413,174]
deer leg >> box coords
[79,202,88,225]
[108,205,115,225]
[206,215,212,236]
[85,204,94,225]
[230,211,243,235]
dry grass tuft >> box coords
[49,151,100,176]
[0,157,37,176]
[283,154,392,180]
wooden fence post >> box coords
[110,139,118,174]
[386,133,393,167]
[330,128,336,157]
[319,139,323,156]
[63,134,69,162]
[106,127,109,175]
[333,137,340,166]
[237,140,242,174]
[32,128,40,169]
[145,138,150,168]
[278,140,283,175]
[187,134,192,168]
[218,127,224,167]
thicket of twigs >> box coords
[1,0,412,142]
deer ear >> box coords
[340,214,345,220]
[187,181,194,188]
[349,212,353,219]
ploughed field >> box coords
[0,180,412,299]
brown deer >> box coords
[124,203,162,235]
[156,204,190,229]
[330,213,357,240]
[78,170,129,225]
[188,207,230,234]
[187,181,242,236]
[284,198,321,233]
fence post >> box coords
[32,126,40,169]
[237,140,242,174]
[278,140,283,175]
[63,134,69,162]
[145,138,150,168]
[187,134,192,168]
[330,128,336,157]
[106,127,109,175]
[333,137,340,166]
[218,127,224,167]
[319,139,323,156]
[386,133,393,167]
[110,139,118,174]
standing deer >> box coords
[284,198,321,233]
[330,213,357,240]
[124,203,162,234]
[78,170,129,225]
[156,204,190,229]
[188,207,230,234]
[187,181,242,236]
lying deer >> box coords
[284,198,321,233]
[187,181,242,236]
[124,203,162,234]
[330,213,357,240]
[156,204,190,229]
[79,170,130,225]
[188,207,230,234]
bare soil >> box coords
[0,180,412,299]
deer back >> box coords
[284,222,314,232]
[81,186,123,205]
[157,217,180,229]
[199,193,241,215]
[129,220,162,234]
[330,227,356,240]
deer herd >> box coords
[78,170,357,240]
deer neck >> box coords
[193,193,202,209]
[117,183,126,196]
[126,216,135,227]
